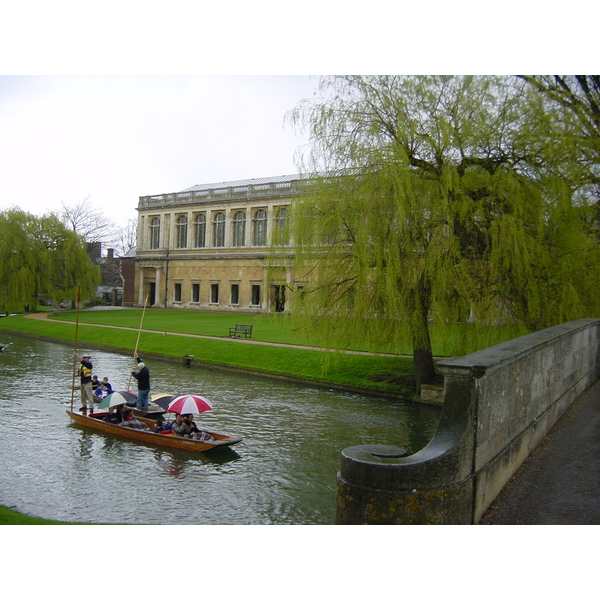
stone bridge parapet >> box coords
[336,319,600,524]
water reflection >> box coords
[0,330,440,524]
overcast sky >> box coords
[0,3,593,235]
[0,75,316,228]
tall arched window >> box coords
[213,212,225,247]
[175,215,188,248]
[194,213,206,248]
[150,217,160,250]
[232,211,246,247]
[253,209,268,246]
[274,206,289,245]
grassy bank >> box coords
[0,504,78,525]
[42,308,527,355]
[0,311,420,396]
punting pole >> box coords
[70,285,81,412]
[127,294,149,391]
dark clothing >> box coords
[103,412,122,424]
[184,418,200,434]
[131,357,150,391]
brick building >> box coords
[88,243,123,305]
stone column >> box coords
[138,268,145,306]
[155,267,161,307]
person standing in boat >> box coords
[131,353,150,411]
[75,352,94,412]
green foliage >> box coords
[0,208,100,313]
[287,76,600,383]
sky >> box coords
[0,75,317,228]
[1,3,595,233]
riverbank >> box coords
[0,311,428,398]
[0,504,79,525]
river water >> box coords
[0,331,441,525]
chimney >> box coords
[107,248,114,259]
[87,242,101,260]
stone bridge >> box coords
[335,319,600,524]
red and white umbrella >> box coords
[166,394,213,415]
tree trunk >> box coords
[408,280,436,392]
[410,321,436,392]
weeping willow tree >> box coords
[0,208,100,313]
[287,75,600,390]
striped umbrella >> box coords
[99,391,131,410]
[166,394,213,415]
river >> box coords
[0,331,440,524]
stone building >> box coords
[87,243,123,305]
[134,174,303,312]
[120,246,137,306]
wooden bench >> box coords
[229,324,253,338]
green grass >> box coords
[0,504,79,525]
[0,309,527,395]
[0,312,418,396]
[50,309,303,345]
[45,308,528,356]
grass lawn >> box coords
[0,311,419,396]
[0,504,78,525]
[45,308,526,355]
[47,309,365,347]
[1,309,526,395]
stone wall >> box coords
[335,319,600,524]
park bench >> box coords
[229,324,253,339]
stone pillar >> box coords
[155,267,161,307]
[138,268,145,305]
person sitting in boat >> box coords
[91,375,100,392]
[183,414,200,434]
[119,408,151,430]
[171,413,192,437]
[153,417,165,433]
[103,406,123,424]
[183,414,215,442]
[94,381,110,399]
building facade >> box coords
[88,243,124,305]
[134,175,303,312]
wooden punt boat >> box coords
[131,404,165,419]
[66,410,242,452]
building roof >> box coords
[180,174,301,193]
[122,246,137,258]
